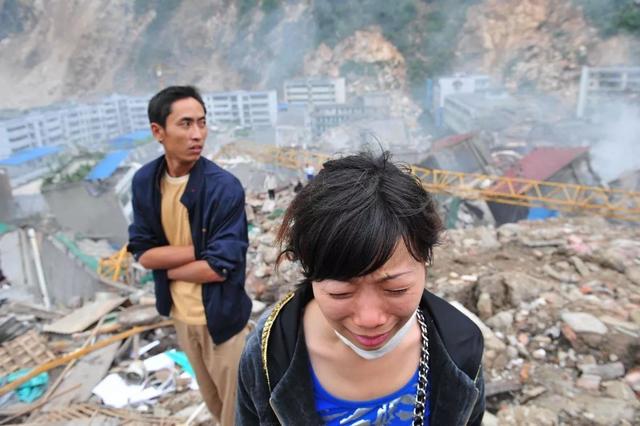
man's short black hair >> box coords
[147,85,207,128]
[277,151,443,282]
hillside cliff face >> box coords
[455,0,640,99]
[0,0,638,109]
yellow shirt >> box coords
[161,172,206,325]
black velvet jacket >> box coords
[237,285,485,425]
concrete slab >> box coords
[41,341,120,411]
[43,296,127,334]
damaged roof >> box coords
[504,147,589,181]
[491,146,590,194]
[85,150,130,181]
[0,146,62,166]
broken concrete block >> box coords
[543,264,579,283]
[486,310,514,333]
[570,256,590,276]
[578,362,625,380]
[561,312,608,335]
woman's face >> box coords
[312,242,425,350]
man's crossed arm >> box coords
[138,245,225,283]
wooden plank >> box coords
[485,378,522,397]
[0,330,55,376]
[43,296,127,335]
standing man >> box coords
[303,162,316,182]
[127,86,251,425]
[263,172,277,200]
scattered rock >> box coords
[477,292,493,320]
[602,380,637,401]
[570,256,590,276]
[576,374,601,391]
[496,405,558,425]
[486,310,514,333]
[626,267,640,286]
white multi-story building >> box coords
[202,90,278,128]
[576,66,640,118]
[427,74,491,128]
[284,78,346,106]
[0,115,33,158]
[431,74,491,110]
[442,91,517,134]
[0,108,66,158]
[0,94,153,159]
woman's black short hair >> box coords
[277,151,443,282]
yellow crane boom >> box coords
[215,141,640,222]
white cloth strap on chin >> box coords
[334,310,418,360]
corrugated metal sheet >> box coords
[0,146,61,166]
[85,150,130,181]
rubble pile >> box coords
[244,186,304,313]
[429,217,640,424]
[1,182,638,424]
[244,186,640,424]
[0,294,213,425]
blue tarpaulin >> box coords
[165,350,195,378]
[0,146,61,166]
[527,207,559,221]
[1,369,49,403]
[85,150,130,181]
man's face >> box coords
[151,97,207,169]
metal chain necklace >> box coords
[412,309,430,426]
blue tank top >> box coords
[311,365,431,425]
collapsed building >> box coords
[488,147,601,225]
[309,92,390,140]
[420,133,492,174]
[610,169,640,192]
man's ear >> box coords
[150,123,165,143]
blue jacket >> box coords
[237,285,485,425]
[127,155,251,344]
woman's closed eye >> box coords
[327,292,353,299]
[384,287,409,295]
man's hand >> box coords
[167,260,226,283]
[138,245,195,270]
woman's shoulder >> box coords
[421,291,484,378]
[243,290,300,362]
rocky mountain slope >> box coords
[0,0,638,109]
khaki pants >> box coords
[174,321,249,426]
